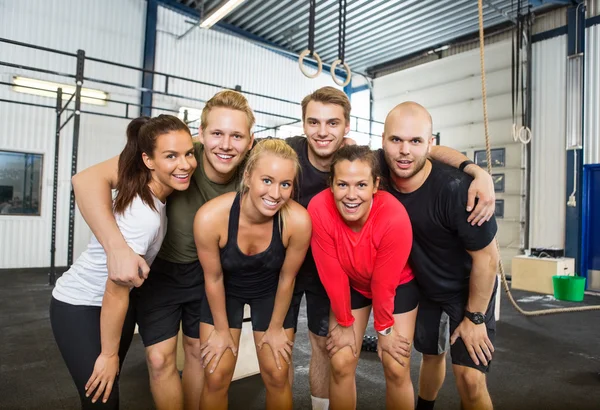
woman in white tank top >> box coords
[50,115,197,409]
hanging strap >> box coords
[308,0,316,56]
[337,0,347,63]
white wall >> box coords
[0,0,145,268]
[530,35,567,249]
[372,40,524,273]
[152,6,341,138]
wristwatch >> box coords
[377,326,393,336]
[465,310,486,325]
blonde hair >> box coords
[200,90,256,133]
[241,139,301,234]
[301,86,351,123]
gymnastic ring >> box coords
[330,59,352,87]
[298,49,322,79]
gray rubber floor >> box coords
[1,270,599,409]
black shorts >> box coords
[200,292,296,332]
[290,250,330,337]
[132,257,205,347]
[414,288,497,373]
[351,279,419,313]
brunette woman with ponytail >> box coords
[50,115,196,409]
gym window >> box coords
[492,174,505,193]
[474,148,505,168]
[495,199,504,219]
[0,150,43,216]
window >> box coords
[495,199,504,219]
[492,174,505,193]
[474,148,505,168]
[0,151,43,215]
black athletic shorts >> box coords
[414,285,497,373]
[199,291,296,332]
[132,257,205,347]
[290,250,330,337]
[351,278,419,313]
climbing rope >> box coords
[477,0,600,315]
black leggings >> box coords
[49,297,136,409]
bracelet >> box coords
[459,160,475,172]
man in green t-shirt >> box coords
[71,90,255,410]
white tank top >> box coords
[53,195,167,306]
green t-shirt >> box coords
[157,142,241,263]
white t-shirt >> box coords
[53,194,167,306]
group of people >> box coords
[50,86,499,410]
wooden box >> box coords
[511,255,575,295]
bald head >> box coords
[384,101,433,137]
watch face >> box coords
[466,311,486,324]
[472,313,485,324]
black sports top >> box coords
[220,192,287,299]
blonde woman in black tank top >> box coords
[193,139,312,410]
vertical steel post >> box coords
[67,50,85,267]
[50,88,62,285]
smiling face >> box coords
[331,159,379,231]
[244,153,297,218]
[303,101,350,161]
[143,129,197,197]
[199,106,254,183]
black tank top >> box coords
[221,192,286,299]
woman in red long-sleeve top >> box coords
[307,145,418,410]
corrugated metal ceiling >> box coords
[175,0,560,76]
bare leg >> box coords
[254,328,296,410]
[328,307,370,410]
[146,336,182,410]
[382,307,417,410]
[308,331,330,400]
[419,353,447,401]
[453,365,493,410]
[199,323,241,410]
[181,335,203,410]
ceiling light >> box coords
[200,0,246,29]
[12,76,108,106]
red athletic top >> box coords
[308,190,414,332]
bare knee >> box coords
[309,333,328,357]
[146,348,176,379]
[261,365,289,391]
[383,359,411,387]
[203,367,234,394]
[182,337,202,361]
[330,349,358,382]
[455,367,487,402]
[422,353,446,366]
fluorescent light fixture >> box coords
[179,106,203,123]
[12,76,108,106]
[200,0,246,29]
[565,53,583,150]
